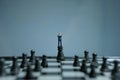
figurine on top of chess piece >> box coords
[57,32,64,62]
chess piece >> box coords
[73,55,80,66]
[80,59,87,73]
[41,55,48,68]
[84,50,89,62]
[10,56,19,75]
[34,58,41,71]
[100,57,108,72]
[57,33,64,62]
[111,72,120,80]
[29,50,36,65]
[92,53,98,67]
[20,53,28,68]
[0,59,6,76]
[89,63,96,78]
[111,60,119,76]
[92,53,97,62]
[24,64,36,79]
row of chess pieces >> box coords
[73,51,120,79]
[0,50,120,80]
[0,50,49,79]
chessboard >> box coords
[0,50,120,80]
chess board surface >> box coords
[0,55,120,80]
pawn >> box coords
[24,65,36,79]
[29,50,36,65]
[34,58,41,71]
[41,55,48,68]
[73,55,80,66]
[89,63,96,78]
[84,50,89,62]
[100,57,108,72]
[80,59,87,73]
[10,56,19,75]
[20,53,28,68]
[0,59,6,76]
[111,60,119,76]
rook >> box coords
[29,50,36,65]
[84,50,89,62]
[20,53,28,68]
[100,57,108,72]
[92,53,98,67]
[10,56,19,75]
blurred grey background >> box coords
[0,0,120,56]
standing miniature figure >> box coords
[57,32,64,62]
